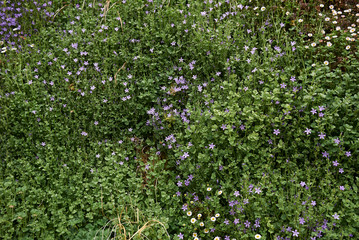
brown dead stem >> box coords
[114,62,127,85]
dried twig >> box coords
[52,4,69,21]
[114,62,126,85]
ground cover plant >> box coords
[0,0,358,239]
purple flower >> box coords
[81,131,88,136]
[304,128,312,135]
[311,201,316,206]
[233,218,239,225]
[244,220,251,228]
[339,168,344,173]
[299,217,305,224]
[340,186,345,191]
[322,151,329,158]
[318,132,326,139]
[234,191,240,197]
[334,138,341,144]
[209,143,215,149]
[178,233,184,239]
[310,108,317,115]
[300,181,306,187]
[41,142,46,146]
[255,187,262,194]
[221,124,227,130]
[292,229,299,237]
[273,129,280,135]
[280,83,287,88]
[181,204,187,211]
[345,151,351,157]
[332,160,339,166]
[332,213,339,220]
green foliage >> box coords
[0,0,358,239]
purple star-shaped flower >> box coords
[178,232,184,239]
[332,160,339,166]
[322,151,329,158]
[339,186,345,191]
[318,132,326,139]
[181,204,187,211]
[299,217,305,224]
[280,83,287,88]
[209,143,215,149]
[273,129,280,135]
[292,229,299,237]
[332,213,339,220]
[310,108,317,115]
[304,128,312,135]
[345,151,351,157]
[334,138,341,144]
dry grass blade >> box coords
[103,0,110,22]
[114,62,126,85]
[117,12,124,32]
[128,219,170,240]
[52,4,69,21]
